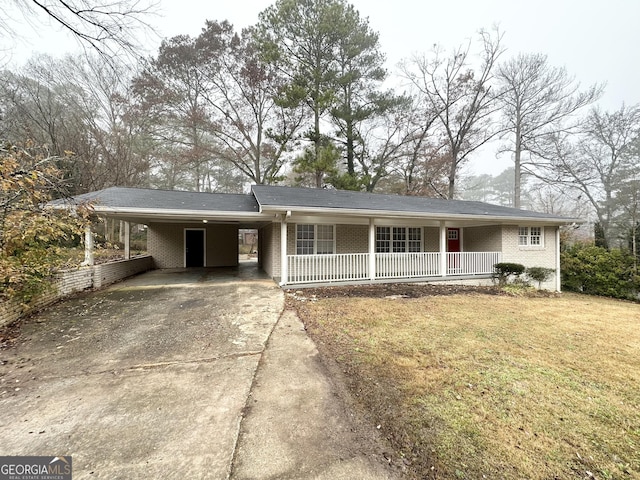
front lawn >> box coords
[289,286,640,479]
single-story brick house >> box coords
[62,185,579,290]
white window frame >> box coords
[295,224,335,255]
[518,226,544,247]
[376,226,423,253]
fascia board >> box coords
[259,205,581,225]
[87,206,266,220]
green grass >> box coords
[293,291,640,479]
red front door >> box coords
[447,228,460,253]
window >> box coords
[316,225,334,254]
[518,226,543,246]
[376,227,391,252]
[408,227,422,252]
[296,224,334,255]
[376,226,422,253]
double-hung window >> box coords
[296,224,335,255]
[376,227,422,253]
[518,226,543,246]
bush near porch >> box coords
[289,286,640,480]
[561,243,640,300]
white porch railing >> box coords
[285,252,502,285]
[446,252,501,276]
[376,252,440,279]
[288,253,369,284]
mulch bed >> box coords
[286,282,506,300]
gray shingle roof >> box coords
[60,187,260,212]
[251,185,574,222]
[54,185,577,223]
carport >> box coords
[64,187,271,271]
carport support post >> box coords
[280,215,288,286]
[368,218,376,281]
[439,221,447,277]
[82,225,94,266]
[124,221,131,260]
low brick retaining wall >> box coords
[0,255,153,328]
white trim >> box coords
[280,218,288,285]
[259,205,579,226]
[518,226,545,248]
[369,218,376,281]
[124,221,131,260]
[184,228,206,268]
[556,227,561,292]
[439,222,447,277]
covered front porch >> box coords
[277,219,503,286]
[287,251,502,285]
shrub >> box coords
[493,262,526,286]
[561,244,640,300]
[0,143,90,303]
[526,267,555,289]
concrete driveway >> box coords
[0,266,396,479]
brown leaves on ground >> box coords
[286,282,505,300]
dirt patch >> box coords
[286,282,506,300]
[0,320,22,350]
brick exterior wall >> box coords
[464,225,503,252]
[501,225,558,289]
[0,256,153,328]
[424,227,440,252]
[336,224,369,253]
[93,256,154,288]
[148,223,238,269]
[259,223,279,278]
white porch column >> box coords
[368,218,376,281]
[280,214,288,286]
[439,221,447,277]
[124,221,131,260]
[82,225,94,266]
[556,227,562,292]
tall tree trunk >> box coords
[514,124,522,208]
[346,120,355,176]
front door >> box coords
[447,228,460,252]
[447,228,461,273]
[185,229,205,267]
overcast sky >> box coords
[6,0,640,174]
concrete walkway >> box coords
[0,266,397,479]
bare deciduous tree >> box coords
[496,53,602,208]
[2,0,156,60]
[197,21,304,185]
[546,105,640,247]
[401,27,504,199]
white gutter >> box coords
[258,205,581,226]
[53,199,580,226]
[59,205,266,221]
